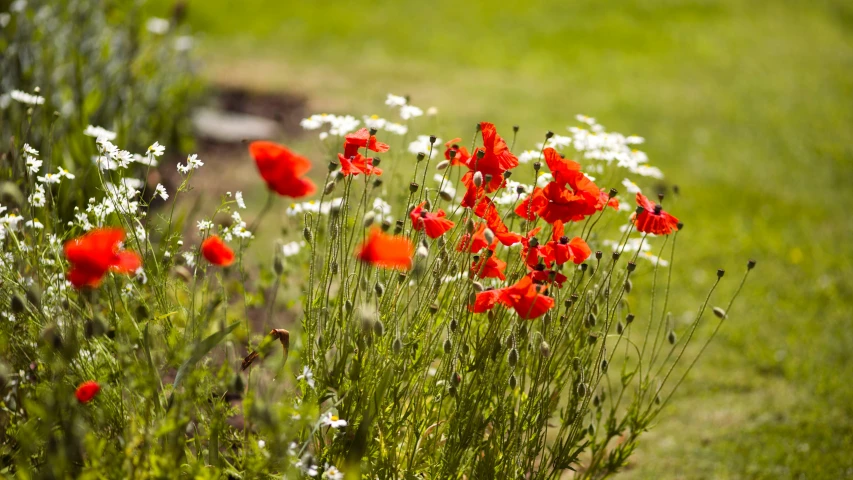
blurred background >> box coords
[5,0,850,476]
[146,0,853,477]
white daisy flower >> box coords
[297,365,315,388]
[518,150,540,164]
[155,183,169,201]
[10,90,45,106]
[25,155,42,174]
[320,412,347,429]
[323,465,344,480]
[383,122,408,136]
[148,141,165,157]
[23,144,39,156]
[621,178,642,195]
[282,240,304,257]
[385,93,407,107]
[362,115,386,130]
[235,191,246,209]
[399,105,423,120]
[408,135,440,155]
[145,17,170,35]
[25,219,43,229]
[28,184,46,207]
[37,172,61,184]
[83,125,117,141]
[197,220,214,232]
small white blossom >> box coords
[323,465,344,480]
[148,141,165,157]
[282,241,304,257]
[399,104,423,120]
[621,178,642,195]
[10,89,45,106]
[23,144,39,156]
[297,366,315,388]
[518,150,539,164]
[235,191,246,209]
[182,251,196,267]
[25,219,43,229]
[385,93,407,107]
[408,135,440,155]
[426,106,438,116]
[383,122,408,135]
[28,184,46,207]
[83,125,117,141]
[155,183,169,201]
[145,17,170,35]
[37,172,61,184]
[320,412,347,429]
[25,155,42,174]
[177,153,203,174]
[174,35,193,51]
[197,220,214,232]
[57,167,75,179]
[257,440,266,449]
[362,115,386,130]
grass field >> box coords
[150,0,853,477]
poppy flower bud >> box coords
[394,220,404,234]
[635,206,645,215]
[503,170,512,179]
[513,125,520,133]
[416,245,429,258]
[580,263,588,272]
[588,333,599,344]
[416,152,426,162]
[601,359,608,373]
[393,337,403,354]
[624,279,632,293]
[328,160,339,172]
[345,300,353,312]
[429,135,437,144]
[627,262,636,272]
[369,127,378,136]
[533,161,541,172]
[595,251,602,260]
[529,237,539,248]
[476,149,485,159]
[465,218,475,234]
[626,313,635,324]
[424,199,432,210]
[11,294,25,314]
[588,423,596,436]
[303,227,313,243]
[717,269,725,278]
[363,212,376,228]
[713,307,727,319]
[373,178,383,188]
[539,341,551,358]
[545,130,554,139]
[324,181,335,195]
[483,228,495,245]
[450,318,458,332]
[616,321,624,334]
[430,302,439,314]
[677,222,685,230]
[374,282,384,297]
[373,319,385,337]
[668,330,677,345]
[443,338,452,354]
[381,219,392,232]
[436,160,450,170]
[509,373,517,389]
[439,190,453,202]
[451,371,461,387]
[472,281,484,292]
[747,259,756,269]
[516,185,525,195]
[473,172,483,187]
[576,382,587,397]
[409,182,419,193]
[564,298,573,308]
[508,347,519,367]
[587,313,597,327]
[608,188,618,198]
[612,251,621,261]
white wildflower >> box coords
[83,125,116,141]
[148,141,165,157]
[37,172,61,184]
[25,155,42,174]
[383,122,408,135]
[320,412,347,429]
[408,135,440,156]
[362,115,386,130]
[518,150,540,164]
[10,89,45,106]
[23,144,38,156]
[25,219,43,229]
[197,220,214,232]
[399,104,423,120]
[235,191,246,209]
[155,183,168,201]
[145,17,170,35]
[28,184,46,207]
[257,440,266,449]
[282,240,304,257]
[297,366,315,388]
[57,167,75,179]
[182,251,196,267]
[621,178,642,195]
[385,93,407,107]
[323,465,344,480]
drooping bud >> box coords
[545,130,554,139]
[588,333,599,344]
[473,172,483,187]
[600,359,608,373]
[303,227,313,243]
[451,371,461,387]
[509,373,517,389]
[324,181,335,194]
[373,319,385,337]
[626,313,635,324]
[667,330,677,345]
[393,337,403,354]
[713,307,727,319]
[587,313,596,327]
[576,382,587,397]
[616,321,624,334]
[374,282,385,297]
[508,348,519,368]
[450,318,458,332]
[439,190,453,202]
[747,259,756,270]
[443,338,452,354]
[345,300,353,312]
[273,256,284,275]
[539,341,551,358]
[483,228,495,245]
[436,160,450,170]
[624,279,632,293]
[363,211,376,227]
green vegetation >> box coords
[149,0,853,477]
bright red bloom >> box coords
[543,148,582,185]
[444,138,471,166]
[75,380,100,403]
[632,193,680,235]
[537,182,600,224]
[515,187,548,221]
[249,141,317,198]
[356,228,413,270]
[471,248,506,281]
[460,122,519,195]
[457,221,490,253]
[519,227,548,268]
[544,221,591,265]
[64,228,141,288]
[337,153,383,177]
[410,202,455,238]
[469,275,554,320]
[344,128,390,159]
[530,268,568,288]
[201,235,235,267]
[473,197,522,246]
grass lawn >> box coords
[150,0,853,477]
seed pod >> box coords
[462,343,470,355]
[616,321,624,334]
[717,269,725,278]
[393,337,403,354]
[624,279,632,294]
[409,182,419,193]
[587,313,597,327]
[273,255,284,275]
[588,423,595,436]
[747,259,756,270]
[450,318,458,332]
[588,333,599,345]
[373,178,383,188]
[416,152,425,162]
[600,359,608,373]
[363,211,376,227]
[439,190,453,201]
[345,300,353,312]
[508,348,519,368]
[443,338,452,354]
[509,373,517,389]
[626,313,635,324]
[627,262,636,272]
[533,161,541,172]
[302,227,313,243]
[592,394,600,407]
[381,219,392,232]
[539,341,551,358]
[324,181,335,194]
[451,371,461,387]
[667,330,677,345]
[576,382,587,397]
[713,307,727,319]
[572,357,581,370]
[373,320,385,337]
[436,160,450,170]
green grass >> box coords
[151,0,853,477]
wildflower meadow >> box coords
[4,0,852,478]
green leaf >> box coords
[167,322,240,410]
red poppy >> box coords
[356,228,413,270]
[469,275,554,320]
[457,221,489,253]
[249,141,317,198]
[515,187,548,221]
[471,248,506,280]
[537,182,600,224]
[543,148,582,185]
[519,227,548,268]
[460,122,519,195]
[75,380,100,403]
[410,202,455,239]
[337,152,383,177]
[632,193,679,235]
[529,268,568,288]
[201,235,235,267]
[444,138,471,166]
[473,197,522,246]
[544,221,591,265]
[64,228,141,288]
[343,128,390,159]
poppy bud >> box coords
[373,178,383,189]
[595,251,602,260]
[429,135,437,144]
[416,152,425,162]
[369,128,378,136]
[443,338,452,354]
[468,291,477,304]
[713,307,727,319]
[533,161,541,172]
[476,149,485,159]
[529,237,539,248]
[273,254,284,275]
[424,199,432,210]
[439,190,453,202]
[627,262,636,272]
[635,205,645,215]
[503,170,512,179]
[483,228,495,245]
[513,125,520,133]
[303,227,313,243]
[328,160,339,172]
[11,294,25,314]
[345,300,353,312]
[430,302,439,314]
[572,357,581,371]
[373,320,385,337]
[484,174,493,185]
[436,160,450,170]
[616,321,624,334]
[372,157,381,167]
[626,313,635,324]
[608,188,618,199]
[450,318,458,332]
[393,337,403,354]
[409,182,419,193]
[473,172,483,187]
[394,220,404,234]
[539,341,551,358]
[587,313,596,327]
[588,423,596,436]
[576,382,587,397]
[677,222,684,230]
[516,185,525,195]
[323,181,335,195]
[588,333,599,344]
[668,330,677,345]
[564,298,573,309]
[416,245,429,258]
[624,279,632,293]
[363,212,376,227]
[374,282,384,297]
[508,348,518,368]
[451,371,461,387]
[580,263,588,272]
[545,130,554,139]
[717,269,725,278]
[601,359,608,373]
[593,394,600,407]
[509,373,517,389]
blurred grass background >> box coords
[149,0,853,477]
